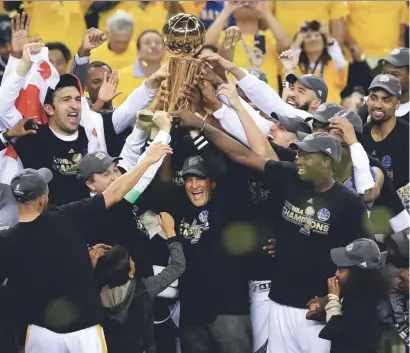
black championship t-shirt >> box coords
[361,119,410,191]
[14,125,89,205]
[264,161,369,308]
[0,194,106,333]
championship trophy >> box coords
[162,13,206,113]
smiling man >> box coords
[361,74,409,191]
[175,109,370,353]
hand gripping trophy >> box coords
[162,13,206,113]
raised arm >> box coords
[216,73,276,159]
[175,110,278,172]
[102,142,173,209]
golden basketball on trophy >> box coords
[162,13,206,113]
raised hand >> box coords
[327,276,340,297]
[145,142,173,164]
[152,111,172,132]
[279,49,301,73]
[10,12,34,59]
[6,117,38,138]
[78,28,106,57]
[89,244,111,269]
[158,212,176,238]
[216,71,242,110]
[328,117,358,146]
[97,71,122,103]
[223,26,242,50]
[154,84,170,111]
[198,53,236,73]
[136,109,155,131]
[196,80,222,113]
[146,64,171,89]
[197,64,224,86]
[181,83,202,113]
[174,109,204,129]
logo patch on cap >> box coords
[304,134,315,141]
[325,148,332,153]
[95,152,106,160]
[390,48,401,55]
[189,156,201,166]
[318,90,322,96]
[317,104,326,112]
[346,243,354,252]
[360,262,367,268]
[379,75,390,82]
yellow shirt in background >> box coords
[114,61,163,109]
[273,1,349,39]
[295,61,348,104]
[347,1,409,58]
[90,42,136,72]
[23,1,89,56]
[220,31,279,92]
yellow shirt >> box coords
[220,31,279,92]
[90,42,136,72]
[295,61,348,104]
[114,61,162,109]
[273,1,349,39]
[347,1,409,58]
[23,1,89,56]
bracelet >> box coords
[327,293,340,301]
[200,121,207,133]
[0,129,10,147]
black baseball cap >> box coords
[290,132,342,162]
[271,112,312,134]
[286,73,328,103]
[339,110,363,134]
[79,151,122,180]
[331,238,383,270]
[378,47,409,68]
[182,155,209,179]
[391,227,410,258]
[306,103,345,124]
[44,74,82,105]
[10,168,53,202]
[368,74,402,98]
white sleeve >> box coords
[349,143,375,194]
[118,127,148,172]
[237,73,311,120]
[123,130,171,204]
[3,56,21,83]
[0,70,24,129]
[327,42,346,71]
[111,81,159,134]
[213,101,273,147]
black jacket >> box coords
[319,297,382,353]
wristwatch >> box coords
[0,128,10,147]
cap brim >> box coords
[289,141,321,154]
[378,56,408,68]
[369,83,398,97]
[37,168,53,184]
[296,131,309,141]
[182,169,207,178]
[330,247,356,268]
[306,113,330,124]
[96,157,123,174]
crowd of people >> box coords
[0,1,409,353]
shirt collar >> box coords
[134,60,145,78]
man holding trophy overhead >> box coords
[157,13,253,353]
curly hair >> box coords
[342,266,389,303]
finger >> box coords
[103,71,108,83]
[29,37,42,44]
[15,13,21,32]
[224,70,234,85]
[113,92,123,99]
[21,12,27,30]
